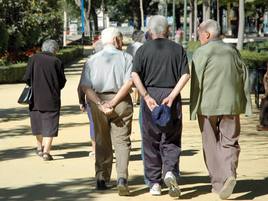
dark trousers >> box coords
[141,87,182,185]
[198,115,240,192]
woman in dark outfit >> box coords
[23,39,66,161]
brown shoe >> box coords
[42,153,53,161]
[256,125,268,131]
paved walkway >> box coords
[0,55,268,201]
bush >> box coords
[0,24,8,53]
[57,46,84,65]
[187,41,201,53]
[0,46,84,84]
[240,50,268,69]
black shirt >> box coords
[132,38,189,88]
[23,52,66,111]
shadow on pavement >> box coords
[232,177,268,200]
[0,178,96,201]
[54,151,89,160]
[0,105,83,123]
[0,142,90,161]
[0,121,89,139]
[0,107,29,123]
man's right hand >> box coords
[98,103,114,115]
[144,95,158,111]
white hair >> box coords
[148,15,168,36]
[199,19,220,38]
[101,27,121,45]
[41,39,59,53]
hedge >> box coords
[187,41,268,69]
[0,46,83,84]
[240,50,268,69]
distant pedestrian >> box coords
[23,39,66,161]
[78,27,133,196]
[126,30,145,106]
[190,19,252,199]
[132,15,190,197]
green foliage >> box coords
[186,41,201,53]
[240,50,268,69]
[0,0,63,53]
[57,46,84,65]
[244,41,268,52]
[0,46,84,83]
[0,23,9,53]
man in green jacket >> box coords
[190,19,252,200]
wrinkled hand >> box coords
[144,95,158,111]
[162,96,174,107]
[80,104,86,112]
[98,102,114,115]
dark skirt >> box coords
[30,110,60,137]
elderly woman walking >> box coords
[23,39,66,161]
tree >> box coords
[237,0,244,50]
[140,0,145,30]
[203,0,210,21]
[0,0,63,52]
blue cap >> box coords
[151,105,172,128]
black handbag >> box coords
[18,85,32,105]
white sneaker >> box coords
[164,171,181,197]
[149,183,161,196]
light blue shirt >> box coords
[80,45,133,93]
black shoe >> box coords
[96,180,108,190]
[117,177,130,196]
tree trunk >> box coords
[140,0,144,30]
[86,0,91,37]
[237,0,245,50]
[203,0,210,21]
[189,0,194,41]
[227,2,232,36]
[92,8,98,32]
[194,0,198,41]
[216,0,220,23]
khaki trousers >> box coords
[198,115,240,192]
[90,93,133,182]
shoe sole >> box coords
[118,185,130,196]
[150,192,161,196]
[219,176,236,200]
[164,177,181,197]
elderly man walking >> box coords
[78,27,133,196]
[132,15,190,197]
[190,19,252,200]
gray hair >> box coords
[41,39,59,54]
[199,19,220,38]
[101,27,122,45]
[148,15,168,36]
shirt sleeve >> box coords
[180,48,190,76]
[132,46,143,74]
[79,60,92,88]
[124,53,133,82]
[59,62,66,89]
[23,56,34,86]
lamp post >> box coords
[183,0,187,48]
[63,0,67,47]
[172,0,176,40]
[81,0,85,45]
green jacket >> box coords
[190,40,252,120]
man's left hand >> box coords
[162,96,174,107]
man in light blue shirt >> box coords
[78,27,133,196]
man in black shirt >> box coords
[132,15,190,197]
